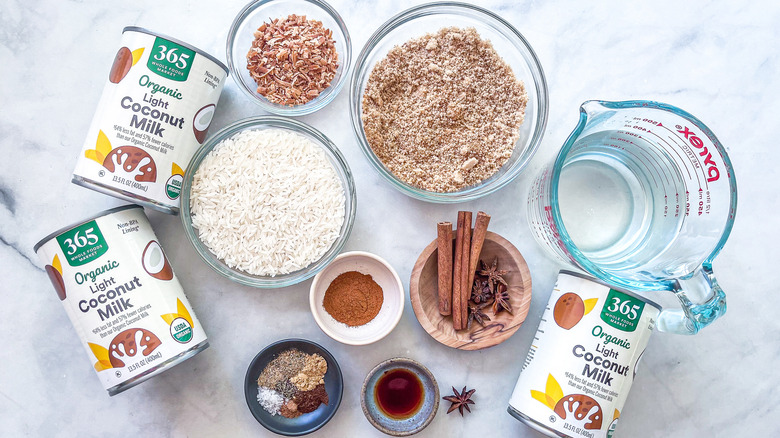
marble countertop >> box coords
[2,0,778,436]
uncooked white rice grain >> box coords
[190,129,345,276]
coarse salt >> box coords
[257,386,285,416]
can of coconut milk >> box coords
[507,271,660,438]
[34,205,208,395]
[72,27,228,214]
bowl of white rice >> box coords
[180,116,356,288]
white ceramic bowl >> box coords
[310,251,404,345]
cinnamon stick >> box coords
[458,211,472,329]
[437,222,453,316]
[452,212,466,330]
[467,211,491,293]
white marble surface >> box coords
[2,0,778,436]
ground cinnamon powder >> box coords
[323,271,383,326]
[294,384,329,413]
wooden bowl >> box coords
[409,231,531,350]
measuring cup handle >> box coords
[656,266,727,335]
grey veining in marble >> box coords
[1,0,779,437]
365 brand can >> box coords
[34,205,208,395]
[72,27,228,214]
[507,271,660,438]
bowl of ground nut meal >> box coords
[350,2,549,202]
[227,0,352,116]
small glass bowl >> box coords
[349,2,549,202]
[227,0,352,116]
[180,116,356,288]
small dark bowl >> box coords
[244,339,343,436]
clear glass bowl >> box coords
[227,0,352,116]
[180,116,356,288]
[349,2,548,202]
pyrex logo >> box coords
[677,125,720,182]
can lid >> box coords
[559,270,663,311]
[123,26,229,75]
[33,205,144,253]
[72,175,178,215]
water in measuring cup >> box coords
[557,131,687,278]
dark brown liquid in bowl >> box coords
[374,368,424,419]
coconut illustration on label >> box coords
[85,328,163,371]
[554,394,603,430]
[192,104,215,144]
[142,240,173,281]
[45,254,67,300]
[108,328,162,368]
[109,46,144,84]
[633,349,645,380]
[553,292,598,329]
[532,374,604,431]
[83,131,158,183]
[103,146,158,183]
[109,47,133,84]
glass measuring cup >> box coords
[528,100,737,334]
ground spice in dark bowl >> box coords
[322,271,384,326]
[256,348,330,418]
[245,339,343,435]
[294,384,330,413]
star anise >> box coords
[479,258,507,292]
[443,386,476,416]
[470,276,493,304]
[492,283,513,315]
[467,302,491,329]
